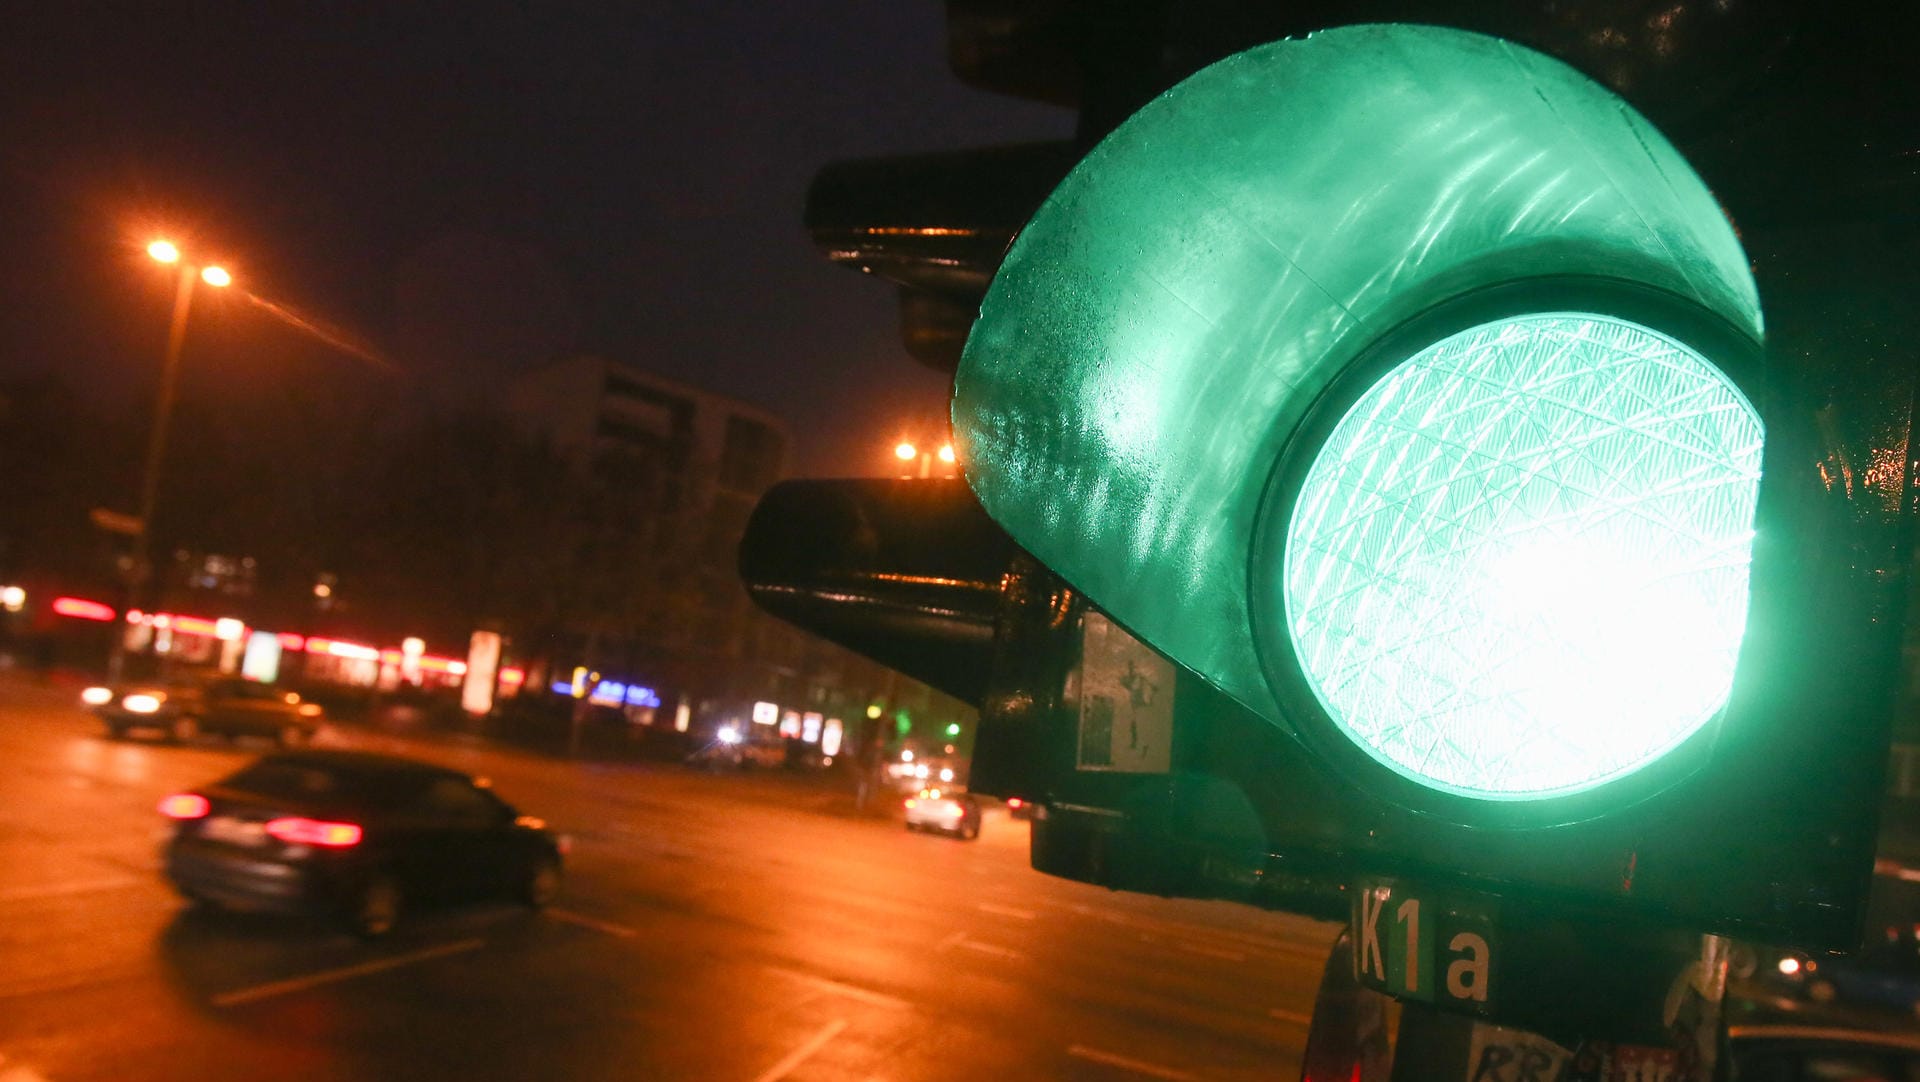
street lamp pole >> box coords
[134,263,197,579]
[106,243,228,682]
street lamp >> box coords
[891,439,958,479]
[108,240,232,681]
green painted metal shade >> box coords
[954,24,1765,769]
[1282,313,1762,799]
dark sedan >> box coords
[161,750,564,937]
[85,674,322,745]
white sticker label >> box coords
[1075,612,1174,773]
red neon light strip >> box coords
[51,597,115,622]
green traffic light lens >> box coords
[1281,312,1763,801]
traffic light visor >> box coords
[954,23,1765,780]
[1280,312,1763,800]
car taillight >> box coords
[158,793,209,820]
[264,817,363,847]
[1007,798,1024,809]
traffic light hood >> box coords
[954,24,1766,805]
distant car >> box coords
[1728,1022,1920,1080]
[160,749,563,938]
[1004,796,1038,821]
[84,675,322,746]
[905,788,981,840]
[1797,927,1920,1018]
[688,725,786,769]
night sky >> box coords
[0,4,1072,477]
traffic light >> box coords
[752,17,1919,967]
[946,23,1915,949]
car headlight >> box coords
[122,694,163,714]
[81,686,113,706]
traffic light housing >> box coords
[753,19,1919,957]
[951,23,1914,949]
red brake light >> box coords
[264,817,363,847]
[1007,798,1024,808]
[159,793,210,820]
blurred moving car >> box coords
[160,749,564,937]
[1728,1023,1920,1081]
[905,788,981,840]
[1795,926,1920,1018]
[688,724,786,769]
[83,674,322,745]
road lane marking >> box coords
[545,907,637,938]
[751,1018,848,1082]
[1269,1008,1314,1026]
[211,938,485,1007]
[976,902,1037,920]
[0,876,143,903]
[1044,899,1330,960]
[765,966,911,1011]
[1067,1045,1205,1081]
[937,930,1026,961]
[1176,941,1246,963]
[956,938,1025,961]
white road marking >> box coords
[545,907,637,938]
[1176,941,1246,963]
[1066,1045,1205,1081]
[0,876,143,904]
[750,1018,848,1082]
[955,938,1025,961]
[1043,898,1330,960]
[212,938,485,1007]
[937,930,1025,961]
[976,902,1037,920]
[765,966,911,1011]
[1269,1008,1314,1026]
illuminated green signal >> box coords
[1281,313,1762,799]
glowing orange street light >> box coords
[200,265,231,288]
[890,438,959,479]
[147,240,181,264]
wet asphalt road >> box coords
[0,675,1340,1082]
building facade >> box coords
[504,355,972,751]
